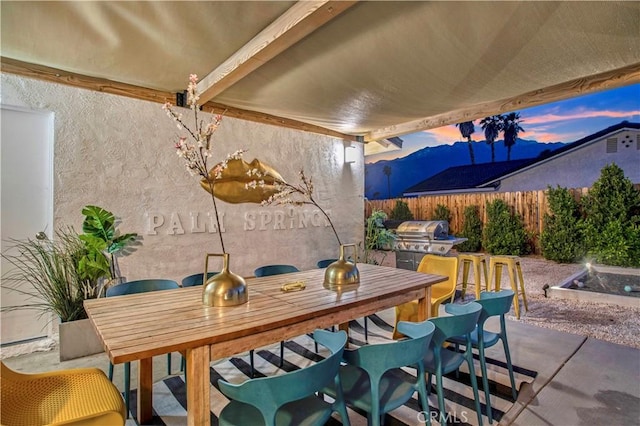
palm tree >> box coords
[456,121,476,165]
[480,115,504,163]
[503,112,524,161]
[383,165,392,198]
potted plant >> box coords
[1,206,138,360]
[362,209,396,265]
[79,205,139,286]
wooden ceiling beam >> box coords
[0,57,359,141]
[365,62,640,142]
[196,0,358,104]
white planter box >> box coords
[59,318,104,361]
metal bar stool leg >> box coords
[506,262,521,320]
[461,259,471,298]
[516,261,529,311]
[473,260,483,300]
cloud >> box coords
[534,131,583,143]
[424,125,473,142]
[525,109,640,125]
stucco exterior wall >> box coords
[497,129,640,192]
[1,74,364,284]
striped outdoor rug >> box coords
[126,310,536,426]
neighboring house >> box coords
[403,121,640,196]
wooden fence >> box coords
[365,187,593,254]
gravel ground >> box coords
[459,255,640,349]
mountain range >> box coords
[365,139,566,199]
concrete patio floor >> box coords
[2,317,638,426]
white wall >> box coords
[498,128,640,192]
[0,74,364,285]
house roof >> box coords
[403,121,640,196]
[1,2,639,143]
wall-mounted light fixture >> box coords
[345,146,358,164]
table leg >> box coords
[137,358,153,424]
[418,286,432,320]
[186,345,210,426]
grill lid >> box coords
[396,220,449,240]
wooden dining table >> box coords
[84,263,446,425]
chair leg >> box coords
[501,329,518,401]
[279,341,284,368]
[108,362,114,381]
[465,349,483,426]
[364,316,369,342]
[180,356,186,374]
[167,353,172,375]
[249,349,255,378]
[435,369,446,426]
[417,371,431,426]
[124,362,131,419]
[478,338,493,424]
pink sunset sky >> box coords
[366,83,640,163]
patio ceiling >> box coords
[2,1,639,145]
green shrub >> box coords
[457,205,483,252]
[432,204,450,222]
[483,199,529,255]
[390,200,414,221]
[432,204,452,231]
[580,164,640,267]
[540,186,585,263]
[389,200,413,220]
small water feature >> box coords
[549,264,640,308]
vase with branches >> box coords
[163,74,252,306]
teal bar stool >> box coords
[448,289,517,423]
[322,320,436,426]
[218,329,350,426]
[423,301,483,426]
[105,278,179,418]
[458,253,489,299]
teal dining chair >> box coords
[181,271,218,287]
[105,278,179,417]
[254,264,299,277]
[316,258,338,268]
[250,264,300,376]
[322,320,436,426]
[218,329,350,426]
[448,289,517,424]
[423,301,483,426]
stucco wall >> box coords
[498,129,640,192]
[1,74,364,283]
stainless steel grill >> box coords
[393,220,467,270]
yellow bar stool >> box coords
[488,255,529,319]
[458,253,489,300]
